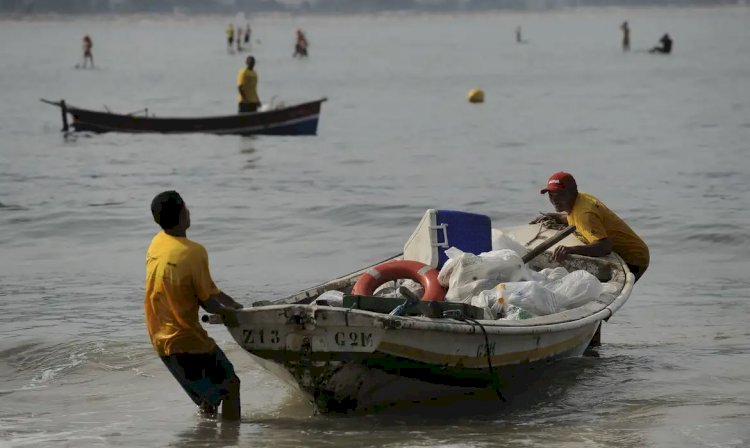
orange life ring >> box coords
[352,260,446,302]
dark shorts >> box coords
[238,102,259,113]
[626,263,647,282]
[160,346,239,407]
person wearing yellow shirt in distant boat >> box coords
[534,171,650,282]
[237,56,261,113]
[145,191,244,420]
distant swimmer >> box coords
[515,26,527,44]
[293,29,309,58]
[620,21,630,52]
[226,24,234,52]
[649,33,673,54]
[237,56,261,113]
[80,35,94,69]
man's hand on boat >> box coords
[552,245,575,262]
[551,238,614,263]
[200,291,244,327]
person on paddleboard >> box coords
[620,21,630,52]
[81,35,94,68]
[145,191,244,420]
[293,29,309,58]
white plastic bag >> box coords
[502,304,534,320]
[538,267,569,282]
[547,270,602,310]
[500,281,560,316]
[441,248,525,301]
[312,290,344,307]
[469,289,498,320]
[373,279,425,298]
[491,229,528,256]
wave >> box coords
[1,339,153,390]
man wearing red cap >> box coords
[537,171,649,282]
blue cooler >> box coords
[403,209,492,269]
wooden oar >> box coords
[521,225,576,264]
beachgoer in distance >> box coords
[244,24,251,44]
[516,26,521,43]
[293,29,308,58]
[620,21,630,52]
[532,171,650,282]
[649,33,673,54]
[226,24,234,52]
[82,35,94,68]
[145,191,244,420]
[237,55,261,113]
[236,26,243,52]
[515,26,527,44]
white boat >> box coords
[207,210,634,413]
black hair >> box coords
[246,56,255,69]
[151,191,184,230]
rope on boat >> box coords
[524,214,567,246]
[461,317,505,402]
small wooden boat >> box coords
[40,98,326,136]
[206,213,635,413]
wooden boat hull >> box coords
[44,99,326,136]
[226,304,605,412]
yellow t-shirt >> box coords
[144,231,221,356]
[567,192,650,268]
[237,68,259,104]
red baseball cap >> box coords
[540,171,577,194]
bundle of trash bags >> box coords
[438,232,616,320]
[312,231,617,321]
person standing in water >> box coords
[235,26,243,52]
[81,35,94,68]
[515,26,527,44]
[620,21,630,52]
[226,24,234,52]
[293,29,308,58]
[237,55,261,113]
[145,191,244,420]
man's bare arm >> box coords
[552,238,613,262]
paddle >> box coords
[521,225,576,264]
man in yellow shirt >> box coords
[237,56,261,113]
[226,24,234,52]
[537,171,650,282]
[145,191,244,420]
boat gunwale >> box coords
[65,98,327,122]
[237,254,633,336]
